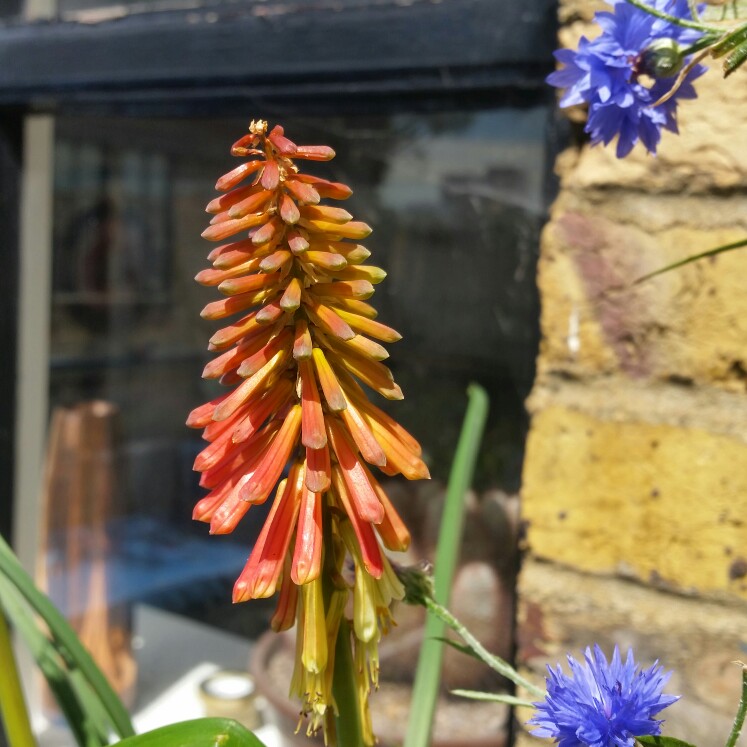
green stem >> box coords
[681,33,722,56]
[423,597,545,699]
[403,384,490,747]
[332,621,365,747]
[624,0,723,32]
[0,611,36,747]
[725,665,747,747]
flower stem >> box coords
[680,33,722,56]
[725,664,747,747]
[332,620,365,747]
[423,596,545,699]
[0,611,35,747]
[624,0,723,32]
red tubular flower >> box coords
[188,120,429,744]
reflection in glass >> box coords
[42,111,548,712]
[0,0,21,20]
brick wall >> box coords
[517,3,747,744]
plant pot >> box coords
[250,630,508,747]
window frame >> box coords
[0,117,21,543]
[0,0,558,548]
[0,0,556,113]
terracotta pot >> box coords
[250,630,507,747]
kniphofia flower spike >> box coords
[188,120,429,744]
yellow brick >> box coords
[538,199,747,389]
[522,406,747,599]
[537,222,618,377]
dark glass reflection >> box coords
[45,112,547,661]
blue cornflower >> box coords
[547,1,707,157]
[528,645,679,747]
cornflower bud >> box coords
[637,38,684,78]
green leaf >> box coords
[710,21,747,56]
[0,533,135,740]
[636,736,698,747]
[430,636,483,663]
[114,719,267,747]
[451,689,535,708]
[724,38,747,75]
[0,574,106,747]
[633,237,747,284]
[0,608,35,747]
[403,384,490,747]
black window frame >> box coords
[0,0,558,543]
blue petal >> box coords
[527,647,678,747]
[546,0,706,157]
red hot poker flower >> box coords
[188,120,429,744]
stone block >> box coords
[521,405,747,599]
[537,191,747,388]
[527,376,747,444]
[515,560,747,747]
[558,0,606,25]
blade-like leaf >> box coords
[403,384,489,747]
[0,534,134,739]
[637,736,698,747]
[431,636,483,663]
[0,574,105,747]
[451,689,535,708]
[0,607,35,747]
[633,237,747,284]
[114,719,268,747]
[724,38,747,75]
[710,21,747,56]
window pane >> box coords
[43,110,548,723]
[56,0,400,16]
[0,0,22,19]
